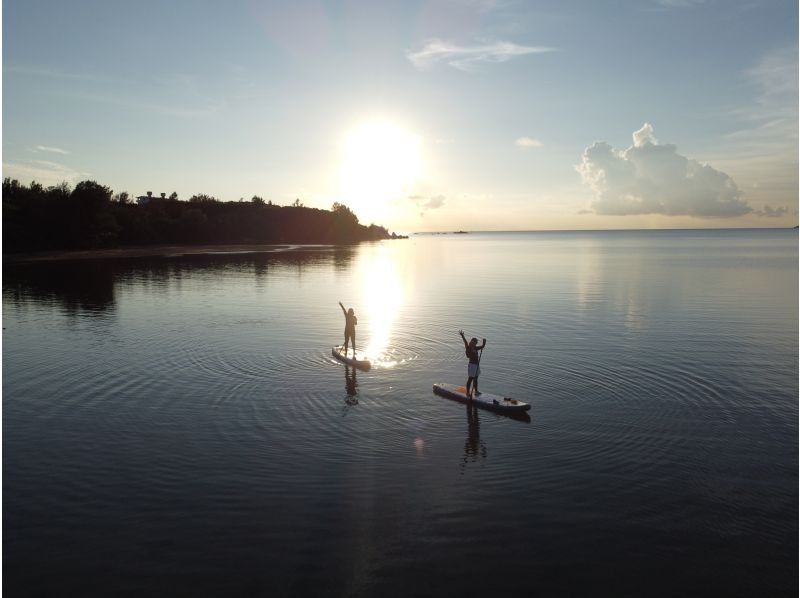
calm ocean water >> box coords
[3,229,797,597]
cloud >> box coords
[7,64,223,118]
[631,122,657,147]
[515,136,543,149]
[5,65,124,84]
[407,39,555,71]
[757,205,789,218]
[424,195,446,209]
[577,123,752,218]
[2,160,89,186]
[31,145,70,155]
[727,47,799,148]
[719,47,798,164]
[409,194,446,215]
[66,90,221,118]
[745,47,797,105]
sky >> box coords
[3,0,798,232]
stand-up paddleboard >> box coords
[332,346,371,371]
[433,383,530,413]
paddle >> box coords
[475,339,486,396]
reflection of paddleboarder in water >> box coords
[459,330,486,398]
[345,365,358,398]
[341,366,359,412]
[339,301,358,356]
[461,403,486,469]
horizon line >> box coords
[409,226,798,235]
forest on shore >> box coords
[3,178,404,254]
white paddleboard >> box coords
[332,346,371,371]
[433,382,530,413]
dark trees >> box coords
[2,178,401,253]
[68,181,119,248]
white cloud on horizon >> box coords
[577,123,753,218]
[407,39,556,71]
[515,136,543,148]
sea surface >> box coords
[3,229,798,597]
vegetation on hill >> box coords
[2,179,404,253]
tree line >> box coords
[3,178,403,253]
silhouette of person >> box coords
[339,301,358,356]
[459,330,486,398]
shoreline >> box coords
[2,243,343,264]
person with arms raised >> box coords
[339,302,358,357]
[459,330,486,398]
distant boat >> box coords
[454,230,468,234]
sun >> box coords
[339,120,421,224]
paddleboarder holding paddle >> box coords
[339,301,358,356]
[459,330,486,398]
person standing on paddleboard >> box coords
[459,330,486,398]
[339,301,358,356]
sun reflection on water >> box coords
[361,248,403,367]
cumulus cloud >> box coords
[407,39,555,71]
[577,123,752,218]
[631,122,657,147]
[515,136,543,149]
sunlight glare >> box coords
[361,249,403,366]
[340,121,421,224]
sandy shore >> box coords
[2,243,326,263]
